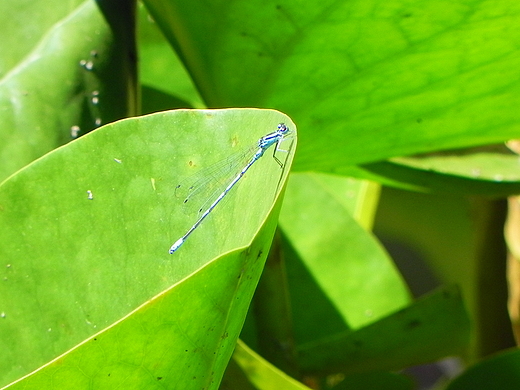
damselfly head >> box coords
[277,123,289,134]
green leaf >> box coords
[297,286,470,375]
[143,0,520,177]
[332,372,414,390]
[393,146,520,183]
[357,159,520,196]
[279,172,410,345]
[0,108,296,388]
[138,3,203,109]
[0,0,137,183]
[446,348,520,390]
[359,144,520,195]
[4,246,274,389]
[226,340,312,390]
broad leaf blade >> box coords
[5,243,274,389]
[228,340,312,390]
[0,0,137,182]
[144,0,520,176]
[357,144,520,195]
[446,348,520,390]
[279,172,410,345]
[0,108,296,388]
[357,159,520,196]
[297,286,470,375]
[138,3,202,110]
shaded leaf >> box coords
[297,286,470,376]
[446,348,520,390]
[279,172,410,346]
[138,3,203,109]
[226,340,311,390]
[0,0,137,182]
[332,371,414,390]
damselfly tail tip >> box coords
[169,238,185,254]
